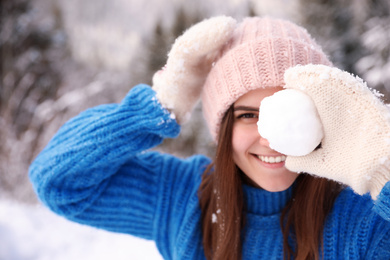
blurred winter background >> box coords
[0,0,389,259]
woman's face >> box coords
[232,87,298,192]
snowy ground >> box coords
[0,200,163,260]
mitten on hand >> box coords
[152,16,236,124]
[283,64,390,199]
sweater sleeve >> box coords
[355,183,390,259]
[373,181,390,222]
[360,184,390,259]
[28,84,208,241]
[324,188,390,259]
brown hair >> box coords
[199,105,343,260]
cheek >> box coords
[232,125,251,157]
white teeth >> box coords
[258,155,286,164]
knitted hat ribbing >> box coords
[201,17,332,141]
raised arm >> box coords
[29,85,181,235]
[29,16,236,246]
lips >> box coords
[257,155,286,164]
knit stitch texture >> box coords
[202,17,331,140]
[29,84,390,259]
[284,65,390,199]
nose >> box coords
[259,135,270,147]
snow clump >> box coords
[257,89,324,156]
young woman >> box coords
[29,16,390,260]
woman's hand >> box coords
[283,64,390,199]
[152,16,236,124]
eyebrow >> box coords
[233,106,258,112]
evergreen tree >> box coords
[298,0,390,100]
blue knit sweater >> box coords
[29,84,390,259]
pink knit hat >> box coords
[201,17,332,141]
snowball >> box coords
[257,89,324,156]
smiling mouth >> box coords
[257,155,286,164]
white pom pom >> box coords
[257,89,324,156]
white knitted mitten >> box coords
[284,64,390,199]
[152,16,236,124]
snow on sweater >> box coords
[29,84,390,259]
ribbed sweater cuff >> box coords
[118,84,180,139]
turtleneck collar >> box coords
[243,184,294,216]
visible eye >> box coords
[233,106,259,124]
[235,112,259,124]
[237,113,258,119]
